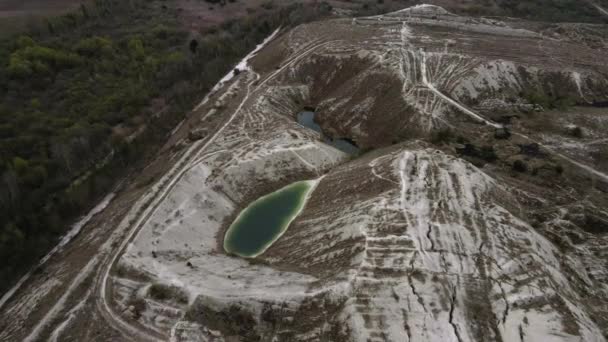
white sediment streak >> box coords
[593,3,608,17]
[23,257,99,342]
[515,131,608,183]
[98,28,283,341]
[420,50,503,128]
[418,50,608,182]
[48,290,91,342]
[194,28,281,111]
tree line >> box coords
[0,0,334,294]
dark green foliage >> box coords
[512,160,528,173]
[0,0,333,295]
[518,143,546,158]
[522,88,576,110]
[186,303,260,340]
[189,39,198,54]
[456,144,498,163]
[149,283,188,304]
[495,0,607,23]
[479,146,498,162]
[430,128,453,145]
[0,1,192,294]
[450,0,608,23]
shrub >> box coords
[149,283,189,304]
[456,144,498,164]
[494,127,511,140]
[522,88,576,110]
[479,146,498,162]
[512,160,527,173]
[74,36,113,57]
[127,297,147,319]
[430,128,453,145]
[12,157,28,175]
[568,126,583,138]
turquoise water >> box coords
[297,111,323,133]
[297,111,360,155]
[224,181,314,258]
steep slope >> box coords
[107,5,608,341]
[2,4,607,342]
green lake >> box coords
[224,180,315,258]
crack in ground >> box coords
[440,251,450,273]
[427,223,435,251]
[407,252,427,312]
[478,241,485,256]
[408,275,427,312]
[402,309,412,342]
[409,251,418,271]
[478,241,510,326]
[449,286,464,342]
[496,279,510,325]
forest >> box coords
[449,0,608,22]
[1,0,605,298]
[0,0,333,294]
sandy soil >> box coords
[1,4,608,342]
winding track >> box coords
[96,30,336,341]
[419,50,503,129]
[100,34,339,341]
[0,192,115,312]
[417,37,608,183]
[5,10,608,341]
[96,38,273,340]
[8,29,339,342]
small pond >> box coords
[224,180,315,258]
[297,111,360,155]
